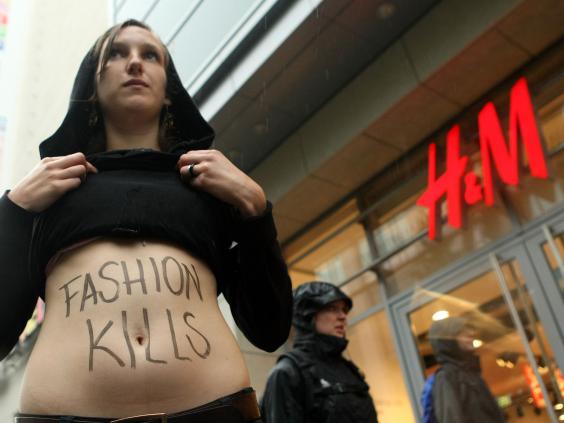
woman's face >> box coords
[96,26,168,122]
[314,299,350,338]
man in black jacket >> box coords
[260,281,378,423]
[429,316,506,422]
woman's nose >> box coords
[127,54,143,74]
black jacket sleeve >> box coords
[0,193,39,360]
[261,358,306,423]
[222,202,293,352]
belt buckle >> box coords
[111,413,167,423]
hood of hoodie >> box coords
[429,316,480,371]
[39,36,214,158]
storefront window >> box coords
[503,89,564,223]
[378,195,513,295]
[347,311,415,423]
[285,200,381,314]
[409,260,564,422]
[357,52,564,297]
[370,197,428,257]
[340,271,380,320]
[539,90,564,149]
[541,233,564,300]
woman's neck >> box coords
[104,116,161,151]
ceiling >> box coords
[207,0,439,172]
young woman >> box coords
[0,19,292,423]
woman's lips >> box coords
[124,79,148,87]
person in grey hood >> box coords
[428,316,506,423]
[260,281,378,423]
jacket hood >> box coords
[429,316,480,370]
[39,35,214,158]
[292,281,353,333]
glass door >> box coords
[526,219,564,369]
[395,244,564,422]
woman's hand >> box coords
[178,150,266,218]
[8,152,98,213]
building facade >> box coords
[177,1,562,421]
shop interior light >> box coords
[496,395,512,408]
[536,357,549,374]
[432,310,449,321]
[538,365,549,375]
[555,403,564,411]
[497,352,520,369]
[472,339,483,348]
[558,414,564,421]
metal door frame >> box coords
[391,236,564,421]
[524,217,564,363]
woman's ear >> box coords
[164,98,172,106]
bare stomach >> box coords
[20,238,250,418]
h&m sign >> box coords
[417,78,549,240]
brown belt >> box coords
[15,389,261,423]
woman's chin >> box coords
[123,99,161,115]
[106,101,162,122]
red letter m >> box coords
[478,77,548,205]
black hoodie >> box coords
[0,25,292,359]
[429,317,506,423]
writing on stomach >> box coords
[22,239,248,412]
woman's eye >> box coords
[108,48,124,59]
[144,51,159,61]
